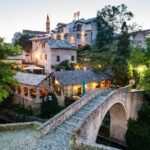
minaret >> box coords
[46,14,50,33]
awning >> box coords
[24,65,44,70]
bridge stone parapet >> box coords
[38,88,103,136]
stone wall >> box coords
[37,89,102,136]
[0,121,41,131]
[11,94,41,115]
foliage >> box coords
[146,37,150,50]
[14,34,34,52]
[0,38,22,102]
[77,45,91,65]
[112,22,133,85]
[90,46,115,71]
[8,104,33,116]
[141,67,150,94]
[96,16,114,49]
[98,4,133,32]
[126,103,150,150]
[40,93,64,118]
[129,47,146,68]
[56,60,75,71]
[88,4,134,77]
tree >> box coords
[56,60,75,71]
[14,34,34,53]
[126,103,150,150]
[77,45,91,68]
[89,4,134,75]
[96,15,114,49]
[90,45,115,71]
[40,93,63,118]
[0,38,22,102]
[112,22,133,85]
[141,67,150,95]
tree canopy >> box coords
[14,34,34,53]
[0,38,22,102]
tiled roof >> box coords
[8,55,23,60]
[51,70,112,86]
[85,17,96,23]
[15,72,48,86]
[46,39,77,50]
[24,65,44,70]
[23,30,48,35]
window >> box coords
[42,43,45,48]
[77,34,81,39]
[40,54,42,60]
[57,35,61,40]
[30,89,36,98]
[39,88,48,98]
[45,54,47,60]
[57,56,60,62]
[17,86,21,94]
[24,87,28,96]
[78,44,82,48]
[71,56,75,61]
[54,86,61,96]
[76,24,82,31]
[64,34,68,40]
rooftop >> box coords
[15,72,48,86]
[23,30,48,35]
[51,70,112,86]
[8,55,23,60]
[46,39,77,50]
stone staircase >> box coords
[57,90,112,135]
[36,89,115,150]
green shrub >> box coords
[126,103,150,150]
[40,93,64,118]
[9,104,33,116]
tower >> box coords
[46,15,50,33]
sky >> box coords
[0,0,150,42]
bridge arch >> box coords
[77,91,129,143]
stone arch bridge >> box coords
[38,86,143,149]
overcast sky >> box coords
[0,0,150,42]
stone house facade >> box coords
[30,36,77,73]
[12,72,51,115]
[51,18,97,48]
[49,70,112,106]
[131,29,150,49]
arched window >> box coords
[24,87,28,96]
[17,86,21,94]
[39,88,48,98]
[30,89,36,98]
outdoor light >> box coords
[83,67,87,70]
[137,66,144,73]
[98,64,101,68]
[137,65,147,81]
[93,82,97,88]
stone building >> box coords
[30,36,77,73]
[50,70,112,106]
[12,72,50,114]
[131,29,150,49]
[51,17,97,48]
